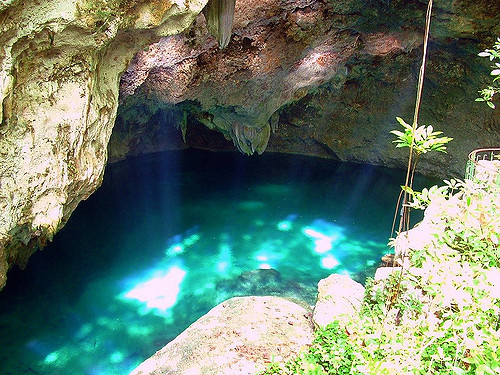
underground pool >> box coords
[0,149,435,374]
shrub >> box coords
[262,178,500,375]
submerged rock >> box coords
[217,268,318,305]
[130,296,314,375]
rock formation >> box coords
[0,0,210,289]
[130,296,315,375]
[216,268,318,306]
[113,0,500,175]
[130,275,366,374]
[203,0,236,49]
[312,273,365,328]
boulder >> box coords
[130,296,314,375]
[312,273,365,328]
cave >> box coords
[0,0,499,373]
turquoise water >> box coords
[0,150,431,374]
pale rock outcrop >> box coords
[0,0,210,289]
[130,296,314,375]
[312,273,365,329]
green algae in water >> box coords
[0,150,433,374]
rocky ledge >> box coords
[130,274,364,374]
[113,0,500,176]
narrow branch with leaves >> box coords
[476,37,500,109]
[390,117,452,234]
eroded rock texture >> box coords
[114,0,500,175]
[0,0,209,289]
[313,273,365,329]
[130,296,314,375]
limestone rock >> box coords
[312,273,365,329]
[116,0,363,157]
[203,0,236,49]
[130,296,314,375]
[0,0,209,289]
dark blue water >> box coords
[0,150,432,374]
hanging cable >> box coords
[386,0,434,315]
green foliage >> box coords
[400,183,449,210]
[261,321,357,375]
[476,37,500,109]
[405,178,500,268]
[262,179,500,375]
[390,117,453,155]
[389,117,452,235]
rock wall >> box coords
[0,0,209,289]
[113,0,500,175]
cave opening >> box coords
[0,0,498,372]
[0,145,436,374]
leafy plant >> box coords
[264,32,498,375]
[476,37,500,109]
[261,321,358,375]
[262,178,500,375]
[390,117,453,155]
[389,117,452,234]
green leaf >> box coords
[390,130,405,138]
[395,116,409,126]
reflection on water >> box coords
[0,150,433,374]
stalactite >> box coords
[202,0,236,49]
[230,121,271,155]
